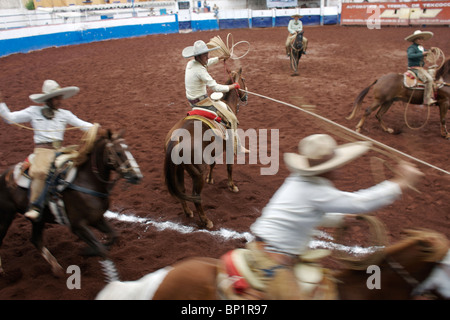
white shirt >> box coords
[0,102,93,144]
[288,19,303,34]
[250,174,402,256]
[185,57,230,100]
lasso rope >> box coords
[207,33,251,60]
[239,88,450,176]
[403,89,431,131]
[426,47,445,70]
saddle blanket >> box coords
[187,107,222,123]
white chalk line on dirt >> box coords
[105,211,381,256]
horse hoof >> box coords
[207,178,214,184]
[387,128,394,134]
[229,185,239,193]
[206,220,214,229]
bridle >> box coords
[92,137,141,186]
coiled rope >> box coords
[239,88,450,176]
[207,33,251,60]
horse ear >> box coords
[111,129,125,140]
[107,129,113,140]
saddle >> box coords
[403,68,444,91]
[9,149,80,225]
[217,248,338,300]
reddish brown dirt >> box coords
[0,25,449,300]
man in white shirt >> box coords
[247,134,423,299]
[183,40,248,153]
[0,80,94,221]
[285,14,308,56]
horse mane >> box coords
[435,58,450,79]
[73,123,102,166]
[384,228,449,263]
[337,228,448,270]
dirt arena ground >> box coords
[0,25,449,301]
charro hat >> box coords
[182,40,220,58]
[283,134,372,176]
[291,13,303,18]
[405,30,433,42]
[29,80,79,103]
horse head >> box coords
[383,229,450,298]
[103,129,143,184]
[225,68,248,114]
[293,31,304,51]
[87,128,143,185]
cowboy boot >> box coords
[24,178,46,220]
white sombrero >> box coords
[29,80,79,103]
[405,30,433,42]
[182,40,220,58]
[284,134,372,176]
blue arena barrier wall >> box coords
[0,7,339,58]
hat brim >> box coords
[405,31,433,42]
[29,86,79,103]
[182,45,220,58]
[291,15,303,18]
[284,141,371,176]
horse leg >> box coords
[227,164,239,193]
[206,163,215,184]
[71,222,109,258]
[92,218,118,248]
[375,101,395,134]
[30,220,64,276]
[438,101,450,139]
[355,102,381,133]
[0,206,15,275]
[191,173,213,229]
[177,166,194,219]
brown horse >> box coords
[96,229,449,300]
[0,127,143,275]
[347,59,450,139]
[289,31,305,76]
[164,68,248,229]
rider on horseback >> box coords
[285,14,308,57]
[183,40,249,153]
[406,30,437,105]
[246,134,423,299]
[0,80,94,221]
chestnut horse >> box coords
[347,59,450,139]
[0,128,143,275]
[164,68,248,229]
[289,31,305,76]
[96,229,449,300]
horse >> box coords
[96,228,450,300]
[347,59,450,139]
[0,127,143,275]
[164,68,248,229]
[289,31,305,76]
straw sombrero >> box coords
[182,40,220,58]
[29,80,79,103]
[284,134,372,176]
[291,14,303,18]
[405,30,433,42]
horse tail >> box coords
[164,137,201,204]
[346,79,378,120]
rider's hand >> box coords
[390,161,424,192]
[230,83,240,90]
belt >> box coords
[253,237,298,266]
[188,94,208,105]
[35,141,62,149]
